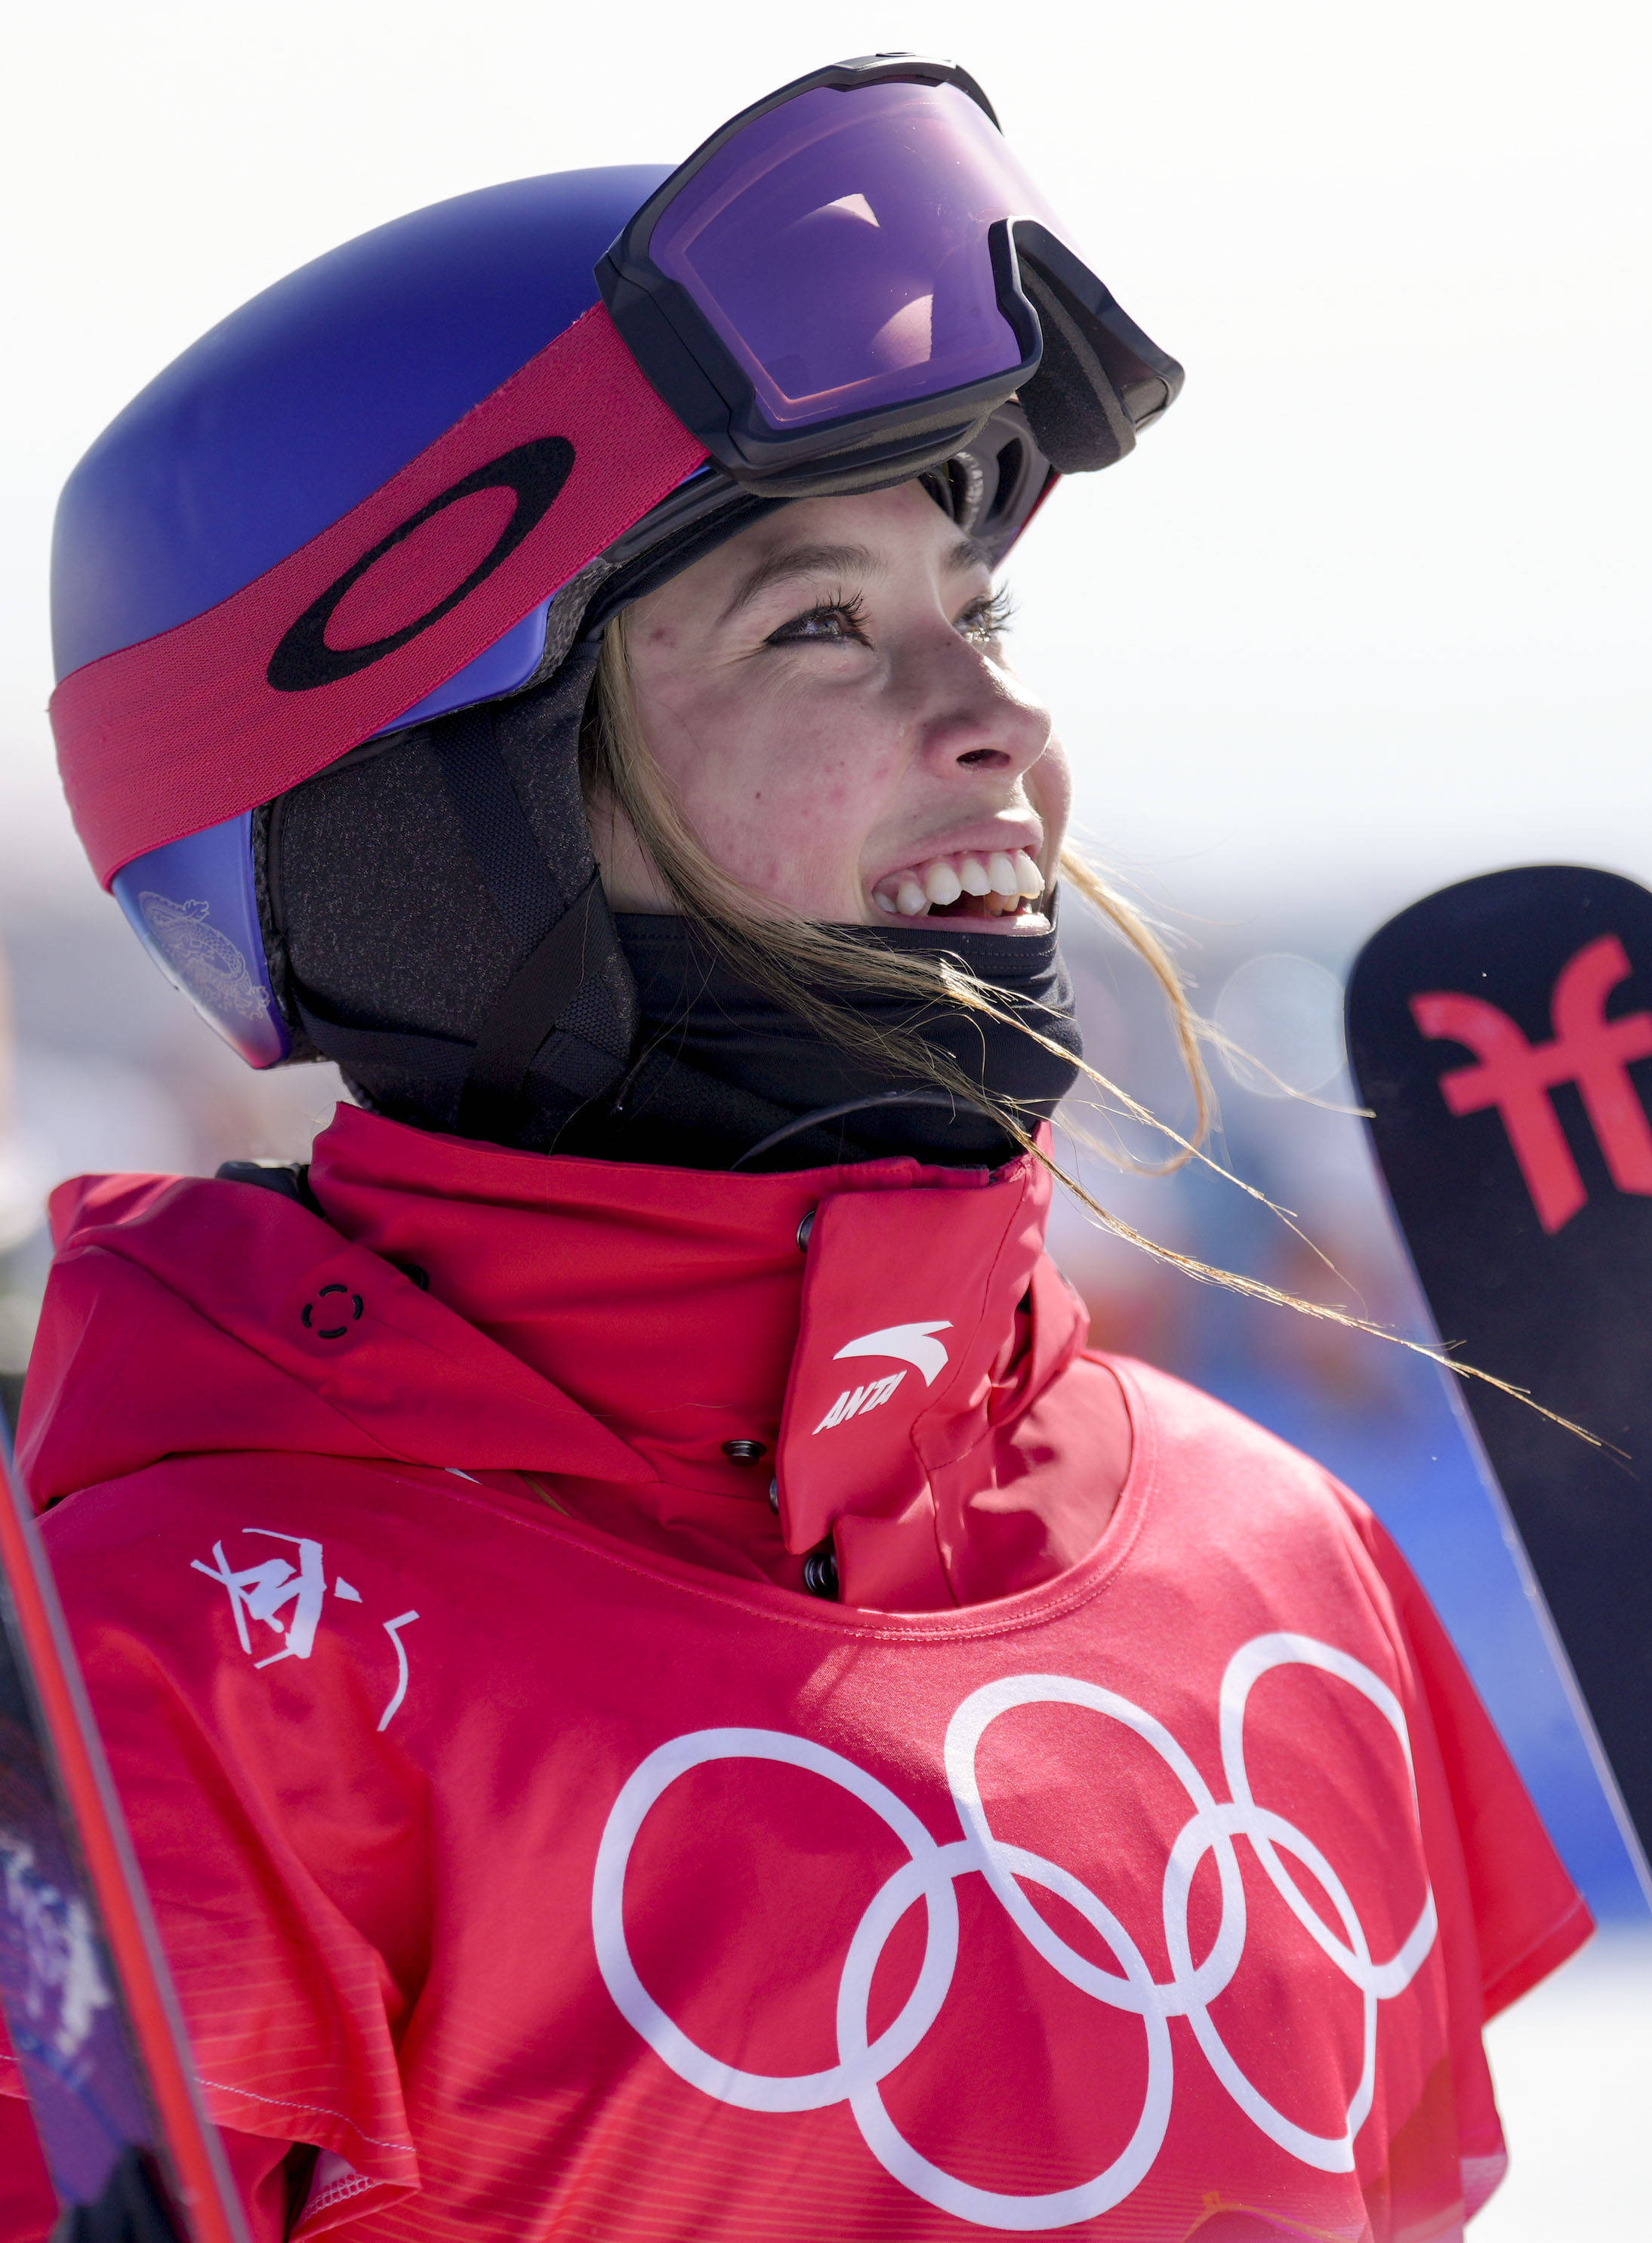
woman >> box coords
[2,56,1588,2243]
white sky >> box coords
[4,0,1648,929]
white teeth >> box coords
[1012,850,1044,898]
[873,848,1042,918]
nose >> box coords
[903,625,1052,786]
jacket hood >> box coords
[20,1104,1118,1608]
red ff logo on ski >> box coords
[1411,933,1652,1233]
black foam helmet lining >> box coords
[262,639,637,1149]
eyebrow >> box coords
[719,532,993,624]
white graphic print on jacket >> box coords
[591,1634,1438,2232]
[812,1319,954,1433]
[190,1527,419,1730]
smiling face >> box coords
[591,480,1069,935]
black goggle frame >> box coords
[596,53,1184,500]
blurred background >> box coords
[3,1,1649,2228]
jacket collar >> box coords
[26,1104,1094,1610]
[310,1106,1083,1604]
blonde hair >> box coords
[581,612,1595,1439]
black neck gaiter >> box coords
[553,912,1083,1173]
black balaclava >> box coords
[566,912,1080,1171]
[260,477,1083,1174]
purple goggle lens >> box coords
[603,58,1181,495]
[646,80,1065,431]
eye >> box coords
[956,587,1015,644]
[765,591,871,648]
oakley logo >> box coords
[812,1320,952,1434]
[1413,933,1652,1233]
[267,435,574,693]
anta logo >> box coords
[812,1321,951,1434]
[267,436,575,693]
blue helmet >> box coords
[50,55,1179,1135]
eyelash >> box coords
[958,588,1015,644]
[764,585,1014,649]
[766,590,872,647]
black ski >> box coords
[1346,864,1652,1895]
[0,1390,248,2242]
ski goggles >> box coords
[599,53,1182,495]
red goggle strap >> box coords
[52,304,705,888]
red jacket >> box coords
[0,1107,1589,2242]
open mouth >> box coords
[871,848,1046,925]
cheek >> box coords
[692,748,877,897]
[658,678,905,905]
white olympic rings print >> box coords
[590,1632,1438,2232]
